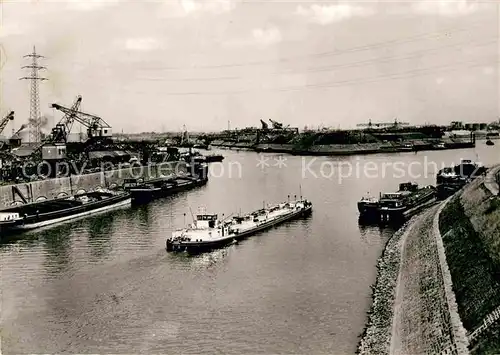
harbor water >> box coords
[1,144,499,354]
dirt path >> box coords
[390,204,467,354]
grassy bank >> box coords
[439,177,500,353]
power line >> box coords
[131,36,498,82]
[153,56,498,96]
[134,17,497,70]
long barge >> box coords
[128,176,208,204]
[166,199,312,253]
[0,189,131,236]
[125,161,209,204]
[358,182,436,223]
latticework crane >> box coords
[51,96,111,141]
[0,111,14,135]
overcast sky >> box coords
[0,0,498,134]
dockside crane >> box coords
[269,119,283,129]
[260,119,269,130]
[51,96,111,141]
[0,111,14,135]
[50,95,82,143]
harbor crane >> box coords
[260,119,269,130]
[0,111,14,135]
[269,119,283,129]
[50,95,82,143]
[357,118,410,130]
[51,96,112,141]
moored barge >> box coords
[0,189,131,236]
[436,160,485,199]
[378,183,436,223]
[127,162,209,204]
[129,176,208,204]
[358,182,436,223]
[166,199,312,253]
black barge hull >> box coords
[0,191,131,237]
[131,178,208,205]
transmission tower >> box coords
[20,46,47,143]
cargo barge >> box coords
[436,160,485,199]
[127,162,209,204]
[128,176,208,204]
[166,199,312,253]
[0,189,131,236]
[358,182,436,223]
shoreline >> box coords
[356,219,410,354]
[211,141,475,156]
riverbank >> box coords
[357,220,408,354]
[359,164,500,354]
[357,202,468,354]
[211,139,474,156]
[439,165,500,354]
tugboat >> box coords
[0,189,130,236]
[368,182,436,223]
[486,139,494,146]
[357,195,379,220]
[166,198,312,253]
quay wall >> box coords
[0,162,187,209]
[439,166,500,354]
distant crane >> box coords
[357,118,410,130]
[269,119,284,129]
[260,119,269,130]
[0,111,14,136]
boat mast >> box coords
[189,206,196,227]
[299,185,302,200]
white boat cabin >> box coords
[0,212,20,222]
[195,214,218,229]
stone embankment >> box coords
[358,202,468,354]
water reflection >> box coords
[358,221,396,244]
[87,213,115,260]
[39,223,77,275]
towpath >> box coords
[390,202,469,354]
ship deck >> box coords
[174,204,303,243]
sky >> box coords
[0,0,498,134]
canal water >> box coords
[1,143,499,354]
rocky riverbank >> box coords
[357,220,408,354]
